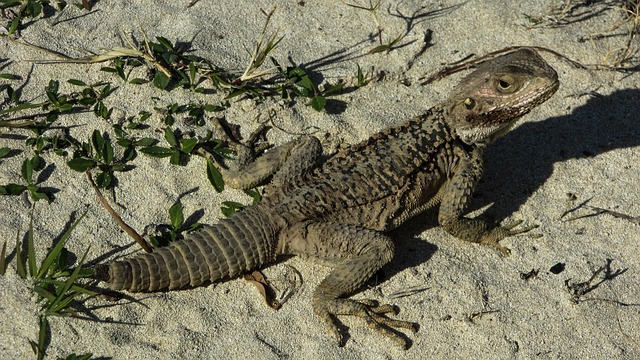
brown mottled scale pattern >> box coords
[97,48,559,348]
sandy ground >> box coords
[1,1,639,359]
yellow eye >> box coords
[463,97,476,110]
[496,75,516,92]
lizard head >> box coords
[445,48,559,146]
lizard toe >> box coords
[314,298,417,349]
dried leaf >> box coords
[244,271,281,310]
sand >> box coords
[1,1,639,359]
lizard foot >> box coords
[313,298,418,349]
[481,220,540,255]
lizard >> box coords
[94,48,559,349]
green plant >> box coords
[5,210,94,359]
[344,0,406,54]
[0,0,67,35]
[66,130,132,189]
[0,156,49,202]
[139,127,199,165]
[1,80,115,130]
[148,201,202,247]
[220,188,262,217]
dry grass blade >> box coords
[239,7,283,82]
[16,32,172,77]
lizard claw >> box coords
[313,298,418,349]
[481,220,541,255]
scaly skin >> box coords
[95,48,559,349]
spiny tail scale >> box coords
[94,206,281,292]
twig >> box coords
[562,197,640,225]
[420,46,589,85]
[86,171,152,253]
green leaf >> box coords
[94,102,111,119]
[6,15,19,35]
[0,73,21,80]
[27,185,49,202]
[310,96,326,112]
[102,140,114,165]
[1,183,27,195]
[67,158,96,172]
[156,36,174,50]
[78,97,96,106]
[140,146,175,158]
[369,45,390,54]
[244,188,263,205]
[320,83,344,96]
[356,63,365,86]
[296,76,314,93]
[95,171,111,188]
[36,211,87,280]
[36,316,47,360]
[180,138,198,154]
[47,80,59,97]
[0,241,6,276]
[139,111,152,122]
[116,138,133,147]
[164,127,178,147]
[25,0,43,17]
[153,71,170,90]
[122,148,136,162]
[206,159,224,192]
[67,79,86,86]
[189,61,196,83]
[47,246,90,313]
[220,201,245,217]
[27,215,36,277]
[91,130,104,156]
[110,164,127,172]
[30,154,40,170]
[169,202,184,230]
[169,150,181,165]
[134,138,156,147]
[203,104,220,112]
[15,234,26,279]
[21,158,34,184]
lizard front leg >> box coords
[438,147,536,255]
[224,135,323,193]
[280,221,418,348]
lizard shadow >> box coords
[378,211,440,282]
[475,88,640,226]
[373,88,640,290]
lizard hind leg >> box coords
[281,221,419,348]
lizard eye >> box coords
[496,75,516,92]
[463,97,476,110]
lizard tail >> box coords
[96,206,281,292]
